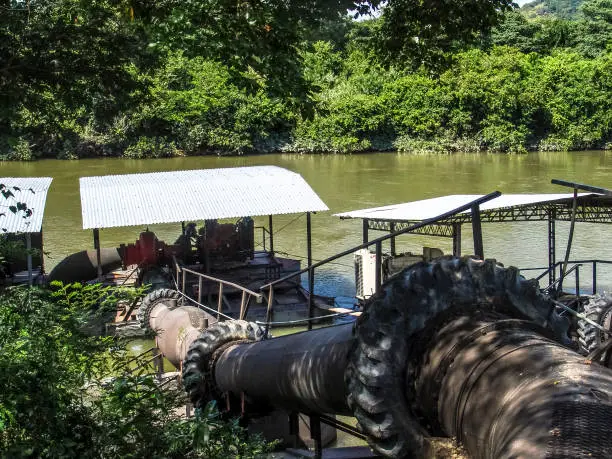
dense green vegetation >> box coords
[0,0,610,158]
[1,192,274,456]
[0,283,275,458]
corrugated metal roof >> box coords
[334,193,592,221]
[0,177,53,233]
[80,166,329,229]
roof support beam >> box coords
[268,215,274,257]
[26,233,32,286]
[93,228,102,279]
[548,210,556,288]
[307,212,314,331]
[471,205,484,260]
[453,223,462,257]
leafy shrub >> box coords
[134,53,293,155]
[395,134,482,154]
[124,136,182,159]
[0,139,34,161]
[0,285,277,457]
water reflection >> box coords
[2,151,612,293]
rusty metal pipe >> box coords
[138,288,216,368]
[152,305,214,367]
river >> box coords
[3,151,612,291]
[4,150,612,447]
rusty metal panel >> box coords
[0,177,53,233]
[79,166,328,229]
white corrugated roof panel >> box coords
[80,166,329,229]
[334,193,591,221]
[0,177,53,233]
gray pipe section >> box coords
[214,323,354,416]
[416,313,612,458]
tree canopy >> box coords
[1,0,610,158]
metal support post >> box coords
[268,215,274,256]
[452,223,462,257]
[375,241,382,294]
[40,229,45,274]
[93,228,103,279]
[308,268,315,331]
[264,287,274,338]
[289,412,299,447]
[593,261,597,295]
[153,347,164,382]
[217,283,224,320]
[26,233,32,286]
[389,222,396,256]
[198,276,203,304]
[309,415,322,459]
[559,187,578,294]
[306,212,313,268]
[548,210,556,287]
[470,205,484,259]
[307,212,315,330]
[239,291,248,320]
[362,219,369,244]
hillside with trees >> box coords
[521,0,584,18]
[1,0,610,159]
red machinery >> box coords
[120,231,172,267]
[119,219,254,268]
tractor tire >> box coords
[182,320,266,410]
[345,256,569,459]
[577,293,612,355]
[136,288,182,330]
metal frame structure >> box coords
[0,177,53,285]
[79,167,328,282]
[347,194,612,288]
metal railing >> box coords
[523,259,612,296]
[259,191,501,335]
[172,256,263,321]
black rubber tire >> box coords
[577,293,612,355]
[182,320,266,410]
[136,288,182,330]
[345,256,569,459]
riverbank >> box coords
[3,141,612,162]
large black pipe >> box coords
[416,312,612,458]
[215,324,354,416]
[181,257,612,458]
[47,248,122,283]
